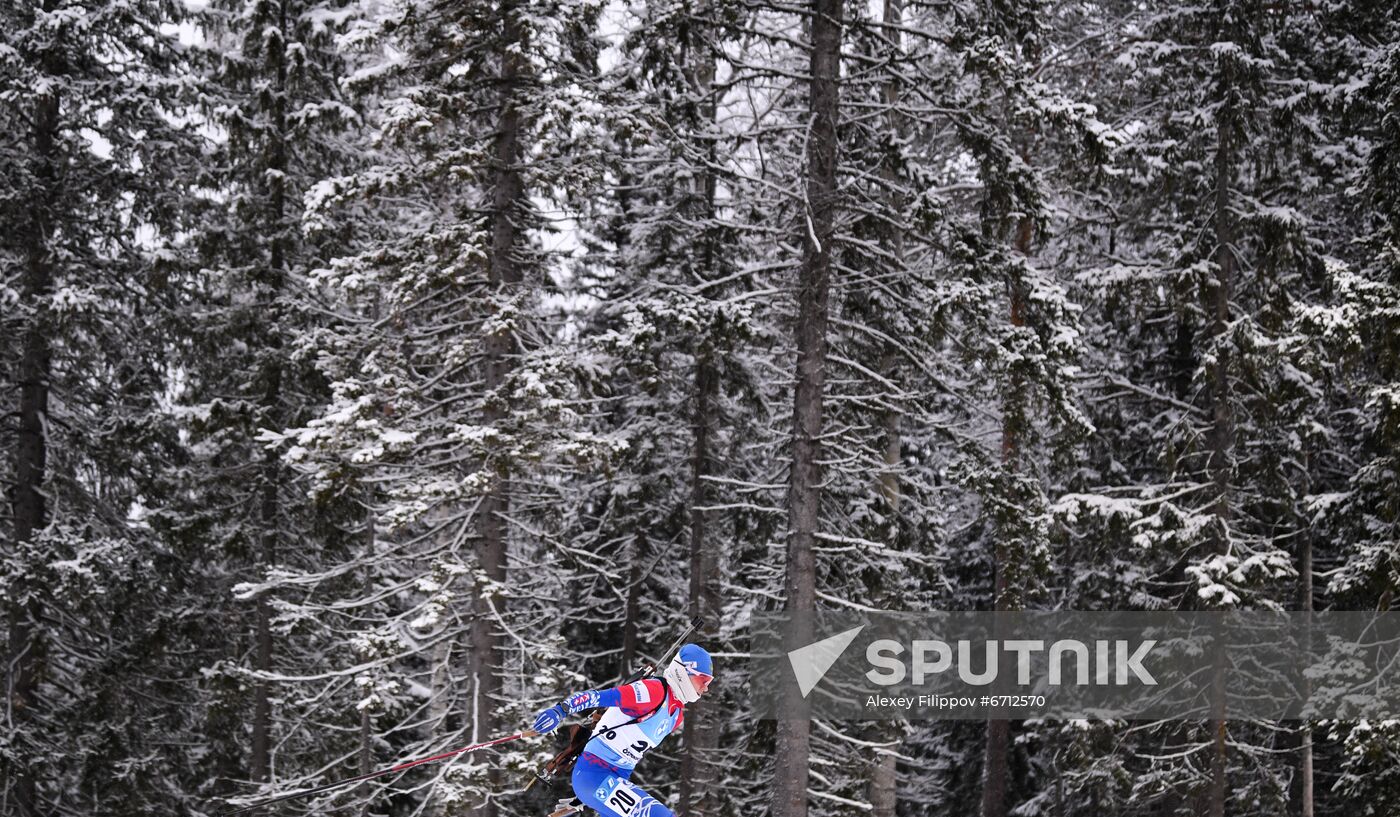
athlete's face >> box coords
[689,673,714,697]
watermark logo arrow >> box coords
[788,625,865,697]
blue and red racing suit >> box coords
[562,679,684,817]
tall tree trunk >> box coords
[251,396,283,786]
[5,30,59,813]
[359,506,377,817]
[773,2,841,817]
[250,447,280,784]
[869,4,906,814]
[1206,53,1237,817]
[869,741,899,817]
[680,353,720,817]
[874,0,905,516]
[981,214,1031,817]
[251,0,290,782]
[679,20,724,817]
[473,6,527,815]
[868,370,903,813]
[1297,525,1313,817]
[429,591,455,817]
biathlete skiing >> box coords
[218,624,710,817]
[529,643,714,817]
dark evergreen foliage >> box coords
[2,1,1398,816]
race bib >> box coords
[602,779,651,817]
[597,722,655,764]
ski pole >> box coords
[221,729,537,815]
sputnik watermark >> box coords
[752,611,1400,720]
[865,639,1157,686]
[786,625,864,697]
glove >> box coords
[532,703,567,735]
[562,690,600,713]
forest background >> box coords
[4,0,1400,815]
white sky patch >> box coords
[160,19,205,46]
[596,0,632,74]
[81,127,114,160]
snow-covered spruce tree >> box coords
[766,0,844,815]
[696,0,1109,814]
[1307,7,1400,660]
[0,0,206,813]
[812,4,933,815]
[552,4,772,817]
[966,2,1148,815]
[820,0,1114,813]
[783,0,1106,812]
[558,3,934,817]
[580,4,876,817]
[165,0,374,804]
[1044,1,1390,815]
[1301,6,1400,813]
[1059,0,1319,614]
[693,0,984,814]
[259,0,633,815]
